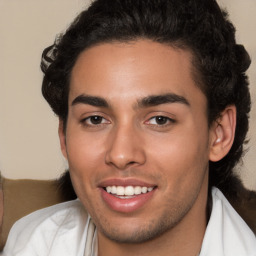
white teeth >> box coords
[141,187,148,193]
[116,186,125,196]
[111,186,117,194]
[105,185,154,196]
[147,187,153,192]
[134,186,142,195]
[125,186,134,196]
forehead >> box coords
[69,40,205,107]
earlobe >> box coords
[209,105,236,162]
[58,119,68,159]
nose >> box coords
[105,124,146,170]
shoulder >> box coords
[200,187,256,256]
[9,199,88,236]
[3,200,89,256]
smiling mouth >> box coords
[104,185,155,198]
[101,184,157,212]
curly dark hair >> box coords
[41,0,251,195]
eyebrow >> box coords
[138,93,190,108]
[71,94,109,107]
[71,93,190,109]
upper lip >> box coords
[98,178,156,188]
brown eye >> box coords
[147,116,174,126]
[155,116,168,125]
[89,116,103,124]
[81,115,110,126]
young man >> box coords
[3,0,256,255]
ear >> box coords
[58,119,68,159]
[209,105,236,162]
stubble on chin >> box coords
[94,200,193,244]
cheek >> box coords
[64,130,107,195]
[146,123,209,187]
[65,134,105,211]
[66,131,105,168]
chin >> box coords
[96,211,183,244]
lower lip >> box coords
[100,188,155,213]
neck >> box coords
[97,180,209,256]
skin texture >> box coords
[59,40,236,256]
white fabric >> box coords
[200,188,256,256]
[2,188,256,256]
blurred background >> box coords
[0,0,255,190]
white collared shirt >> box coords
[199,188,256,256]
[2,188,256,255]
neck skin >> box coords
[97,172,209,256]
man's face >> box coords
[60,40,214,243]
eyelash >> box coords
[80,115,175,129]
[81,115,110,127]
[145,116,176,127]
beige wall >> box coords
[0,0,255,190]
